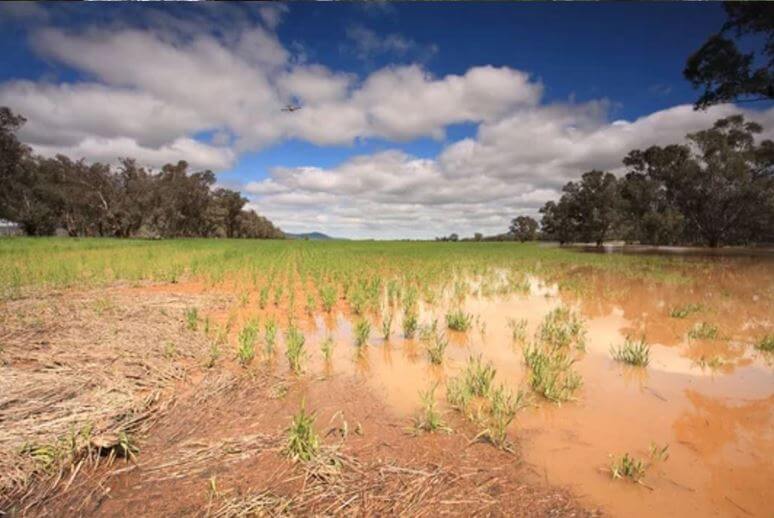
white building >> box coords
[0,219,22,236]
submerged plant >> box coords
[284,403,320,462]
[755,334,774,353]
[321,336,335,361]
[688,321,719,340]
[523,344,582,403]
[381,309,393,340]
[609,443,669,484]
[425,331,449,364]
[403,310,419,338]
[354,319,371,347]
[669,303,702,318]
[507,318,528,343]
[285,325,306,374]
[610,336,650,366]
[536,306,586,350]
[445,309,473,332]
[463,355,497,397]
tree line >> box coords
[536,114,773,247]
[0,108,284,239]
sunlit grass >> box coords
[610,336,650,366]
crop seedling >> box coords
[610,336,650,366]
[413,383,450,433]
[426,331,448,364]
[237,320,259,366]
[609,443,669,485]
[320,285,336,313]
[536,306,586,350]
[354,318,371,347]
[688,322,718,340]
[475,385,528,450]
[264,318,277,355]
[463,355,497,397]
[755,334,774,352]
[285,325,306,374]
[321,336,335,361]
[403,310,418,338]
[284,403,320,462]
[305,294,316,316]
[185,307,199,331]
[381,309,393,340]
[273,285,283,307]
[258,286,269,309]
[669,303,702,318]
[446,376,473,413]
[507,318,528,343]
[523,344,582,403]
[445,309,473,331]
[204,341,220,368]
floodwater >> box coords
[201,256,773,517]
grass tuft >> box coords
[445,309,472,331]
[610,336,650,366]
[285,325,306,374]
[688,321,718,340]
[413,383,449,433]
[284,403,320,462]
[354,319,371,347]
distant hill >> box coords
[286,231,342,240]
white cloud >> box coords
[246,104,774,239]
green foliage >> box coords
[523,343,582,403]
[320,336,334,361]
[669,303,702,318]
[285,325,306,374]
[381,309,393,340]
[536,306,586,350]
[354,319,371,347]
[185,307,199,331]
[610,337,650,366]
[463,355,497,397]
[445,309,473,331]
[258,286,269,309]
[402,310,418,338]
[284,403,320,462]
[688,322,719,340]
[507,317,528,342]
[425,331,448,364]
[264,317,278,355]
[756,334,774,353]
[237,320,259,366]
[413,383,449,433]
[475,385,528,450]
[609,443,669,484]
[320,285,337,313]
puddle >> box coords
[197,258,773,517]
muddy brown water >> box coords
[208,258,773,518]
[119,255,774,516]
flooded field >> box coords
[0,239,771,516]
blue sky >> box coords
[1,2,771,238]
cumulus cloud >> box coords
[3,17,540,163]
[247,104,774,239]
